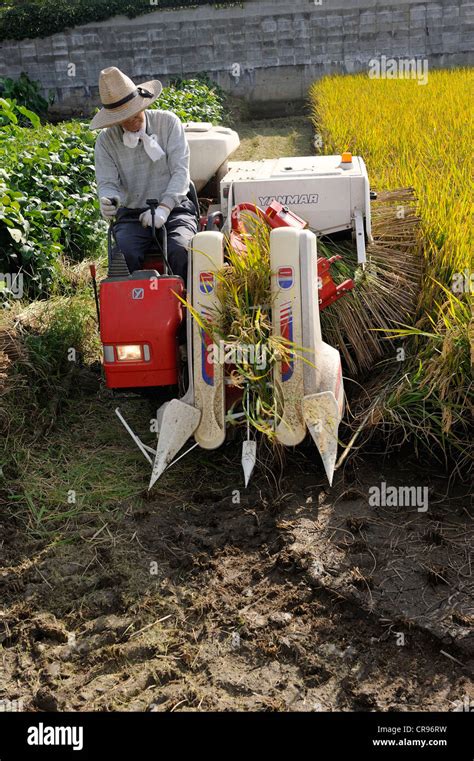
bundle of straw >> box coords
[320,188,422,376]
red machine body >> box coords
[262,200,308,230]
[231,200,307,233]
[100,273,184,388]
[318,255,354,309]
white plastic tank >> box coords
[184,122,240,191]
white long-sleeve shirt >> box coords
[94,109,190,211]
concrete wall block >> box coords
[276,36,297,49]
[325,25,343,37]
[389,43,411,57]
[342,32,359,43]
[342,20,359,35]
[325,14,342,28]
[426,3,443,17]
[409,4,427,18]
[460,2,474,16]
[166,54,182,67]
[149,29,165,41]
[54,58,70,71]
[439,22,462,35]
[181,51,197,66]
[293,16,310,32]
[409,16,430,28]
[407,45,428,57]
[262,19,277,33]
[357,40,382,53]
[177,27,196,40]
[310,44,328,59]
[391,9,407,23]
[276,17,292,32]
[427,39,450,53]
[441,31,462,44]
[37,52,57,65]
[244,30,261,42]
[81,33,100,46]
[51,35,68,48]
[163,34,181,47]
[295,52,312,65]
[16,42,37,56]
[310,14,327,29]
[309,28,327,44]
[440,4,459,20]
[392,20,410,33]
[359,23,377,34]
[277,54,296,66]
[459,29,474,48]
[376,32,395,45]
[294,23,311,38]
[359,10,376,24]
[261,55,280,66]
[377,21,395,33]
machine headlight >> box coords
[116,345,143,361]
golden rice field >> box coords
[310,69,472,298]
[310,68,473,469]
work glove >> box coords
[100,196,119,219]
[139,205,170,229]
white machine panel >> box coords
[220,155,371,239]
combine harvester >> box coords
[94,123,375,489]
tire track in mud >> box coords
[1,461,472,712]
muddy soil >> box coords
[1,443,472,713]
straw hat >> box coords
[89,67,162,130]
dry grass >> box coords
[231,116,313,162]
[320,188,422,375]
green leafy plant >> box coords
[0,96,41,128]
[152,78,226,124]
[0,72,52,121]
[0,107,101,298]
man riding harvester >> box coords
[90,68,364,489]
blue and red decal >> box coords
[199,271,215,295]
[278,266,294,290]
[200,311,214,386]
[280,301,294,381]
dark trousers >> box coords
[112,197,198,282]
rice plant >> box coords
[183,214,303,438]
[310,68,473,469]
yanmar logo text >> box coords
[258,194,319,206]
